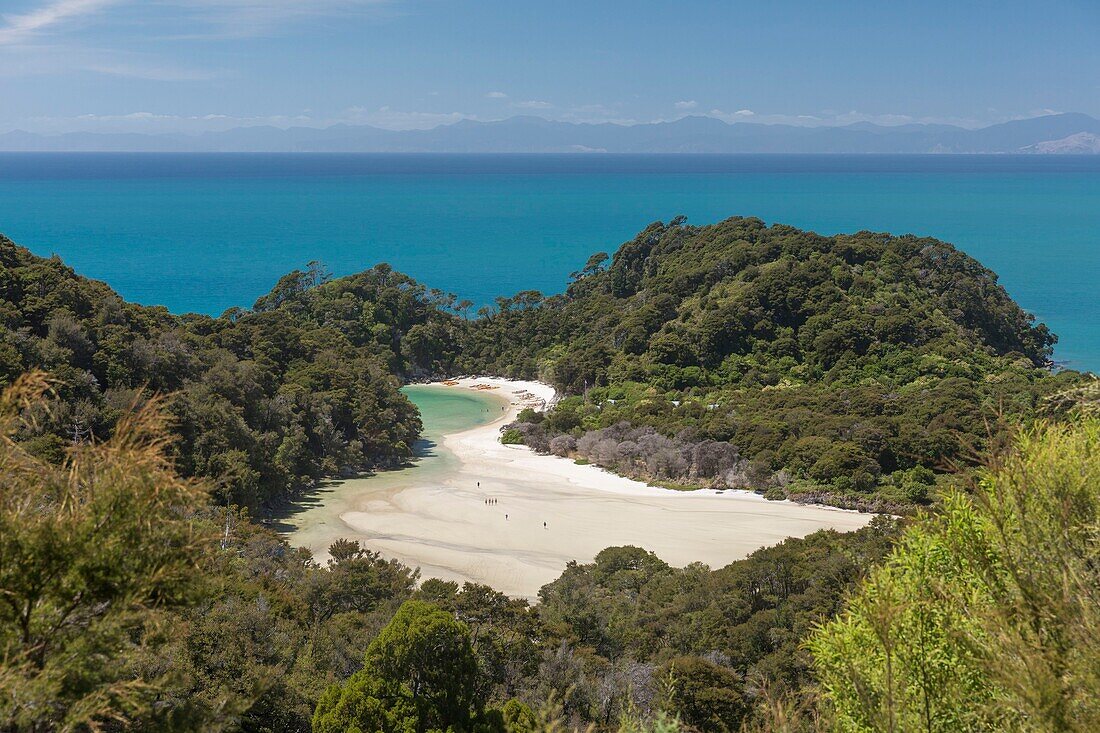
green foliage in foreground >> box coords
[0,373,217,731]
[0,366,897,731]
[0,372,427,732]
[660,656,746,732]
[534,520,900,730]
[4,361,1098,733]
[313,600,486,733]
[810,419,1100,732]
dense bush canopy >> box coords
[462,217,1081,509]
[1,220,1083,511]
[0,237,464,509]
[810,420,1100,732]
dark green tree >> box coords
[312,600,485,733]
[661,657,747,733]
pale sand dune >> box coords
[284,377,873,600]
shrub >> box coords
[810,419,1100,732]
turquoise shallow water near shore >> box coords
[370,385,504,479]
[405,385,504,445]
[279,385,502,534]
[277,384,514,575]
[381,384,506,481]
[0,153,1096,370]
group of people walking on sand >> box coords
[478,481,546,528]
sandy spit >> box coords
[285,377,873,600]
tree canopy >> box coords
[463,217,1082,510]
[313,600,484,733]
[0,235,467,510]
[809,419,1100,732]
[0,373,214,730]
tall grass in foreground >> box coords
[0,372,221,731]
[809,419,1100,732]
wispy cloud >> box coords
[703,107,997,128]
[84,59,223,81]
[513,100,553,110]
[485,91,508,99]
[0,0,120,45]
[344,106,477,130]
[0,0,397,83]
[1,0,395,46]
[156,0,398,40]
[674,100,697,110]
[15,110,318,134]
[0,42,222,81]
[557,104,638,126]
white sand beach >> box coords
[285,377,873,600]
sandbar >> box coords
[283,377,873,599]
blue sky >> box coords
[1,0,1098,134]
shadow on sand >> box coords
[266,436,440,534]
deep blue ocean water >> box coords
[0,153,1097,370]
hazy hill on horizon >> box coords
[3,112,1099,154]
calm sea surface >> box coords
[0,153,1097,370]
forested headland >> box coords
[1,220,1097,732]
[0,218,1086,514]
[461,217,1082,511]
[0,236,459,509]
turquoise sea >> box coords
[0,153,1097,370]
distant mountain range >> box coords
[3,112,1100,154]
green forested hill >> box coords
[461,217,1081,509]
[463,216,1056,380]
[0,237,458,508]
[0,218,1083,513]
